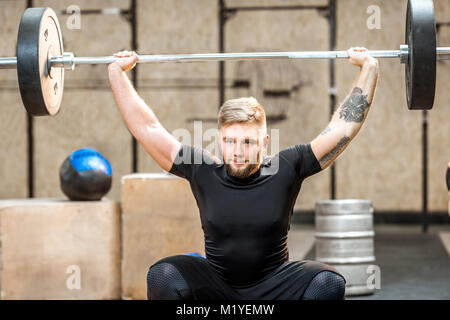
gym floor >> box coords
[288,222,450,300]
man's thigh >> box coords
[148,255,240,300]
[236,260,344,300]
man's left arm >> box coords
[311,47,379,170]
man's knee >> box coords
[303,270,346,300]
[147,262,191,300]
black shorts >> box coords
[149,255,343,300]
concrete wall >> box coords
[0,0,448,213]
[0,1,28,198]
[431,0,450,211]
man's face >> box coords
[219,122,269,179]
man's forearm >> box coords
[311,49,379,170]
[330,61,379,139]
[108,64,161,139]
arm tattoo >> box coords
[320,125,332,136]
[339,87,370,123]
[319,136,351,167]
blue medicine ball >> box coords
[60,148,112,201]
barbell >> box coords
[0,0,447,116]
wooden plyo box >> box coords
[0,199,121,300]
[121,173,204,300]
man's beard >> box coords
[224,151,261,179]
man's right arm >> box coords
[108,52,180,172]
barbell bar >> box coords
[0,0,444,116]
[0,47,449,69]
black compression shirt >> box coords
[169,143,322,287]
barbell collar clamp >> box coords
[400,45,409,64]
[49,52,75,70]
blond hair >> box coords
[218,97,266,129]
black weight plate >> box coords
[405,0,436,110]
[17,7,64,116]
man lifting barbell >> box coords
[107,46,379,300]
[0,0,439,301]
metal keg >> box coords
[315,199,375,296]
